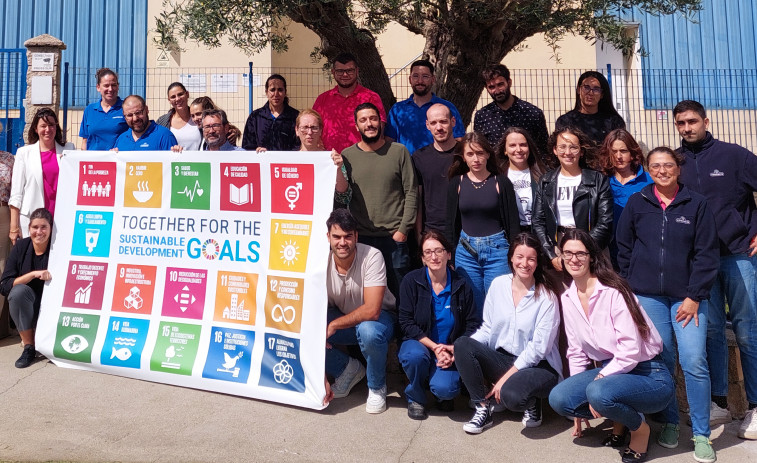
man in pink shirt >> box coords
[313,53,387,153]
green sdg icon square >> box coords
[171,162,211,210]
[150,322,202,376]
[53,312,100,363]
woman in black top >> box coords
[1,208,53,368]
[445,132,521,311]
[242,74,299,151]
[555,71,626,147]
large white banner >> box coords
[35,150,333,410]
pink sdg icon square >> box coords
[77,162,117,207]
[162,267,207,320]
[270,164,314,215]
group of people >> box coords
[312,56,757,463]
[2,52,756,463]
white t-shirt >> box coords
[326,243,396,314]
[508,168,533,226]
[171,119,202,150]
[556,173,582,227]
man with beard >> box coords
[342,102,417,299]
[473,65,548,162]
[385,60,465,154]
[202,109,244,151]
[412,103,459,235]
[313,52,386,153]
[114,95,177,151]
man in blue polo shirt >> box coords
[385,60,465,154]
[114,95,178,151]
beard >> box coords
[360,126,383,144]
[492,88,511,104]
[412,84,430,97]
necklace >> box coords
[469,174,489,189]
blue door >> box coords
[0,49,27,154]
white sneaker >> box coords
[738,408,757,439]
[710,401,732,426]
[331,357,365,399]
[366,385,387,414]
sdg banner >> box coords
[35,150,334,410]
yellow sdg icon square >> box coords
[214,271,258,326]
[124,162,163,208]
[264,275,304,333]
[268,220,311,273]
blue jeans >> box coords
[707,254,757,403]
[358,235,410,300]
[398,339,460,405]
[637,294,711,437]
[549,358,674,431]
[324,307,395,390]
[454,230,510,311]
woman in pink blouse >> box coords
[9,108,74,244]
[548,229,674,463]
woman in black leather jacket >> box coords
[532,127,613,272]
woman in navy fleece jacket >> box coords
[616,147,719,461]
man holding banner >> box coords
[325,209,396,414]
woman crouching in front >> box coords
[548,229,674,462]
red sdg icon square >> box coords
[77,162,117,207]
[270,164,314,215]
[219,163,261,212]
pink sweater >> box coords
[561,280,663,377]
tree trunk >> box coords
[290,1,396,111]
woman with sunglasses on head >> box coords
[599,129,652,268]
[496,127,547,234]
[548,229,674,463]
[532,127,613,273]
[445,132,521,311]
[398,230,480,420]
[455,232,562,434]
[555,71,626,147]
[156,82,202,150]
[617,147,719,463]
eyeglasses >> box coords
[648,162,677,172]
[124,109,145,118]
[422,248,447,258]
[298,125,321,133]
[555,144,581,154]
[581,85,602,95]
[410,74,433,81]
[334,68,357,76]
[560,250,590,261]
[203,123,224,131]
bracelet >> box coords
[9,228,19,233]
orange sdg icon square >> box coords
[124,162,163,208]
[264,275,304,333]
[112,264,157,315]
[268,220,311,273]
[213,271,258,326]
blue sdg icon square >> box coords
[202,327,254,383]
[100,317,150,369]
[71,210,114,257]
[258,333,305,393]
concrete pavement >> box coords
[2,335,757,463]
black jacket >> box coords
[616,183,719,301]
[532,168,613,259]
[444,174,521,248]
[0,237,49,301]
[241,102,299,151]
[678,132,757,256]
[398,267,481,343]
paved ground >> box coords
[2,335,757,463]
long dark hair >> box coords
[546,126,601,171]
[507,232,561,298]
[559,229,651,341]
[573,71,621,119]
[448,132,501,178]
[28,108,64,145]
[599,128,644,176]
[496,126,545,180]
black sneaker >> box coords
[407,401,427,420]
[15,344,36,368]
[463,402,493,434]
[522,399,543,427]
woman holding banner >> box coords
[1,208,53,368]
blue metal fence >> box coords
[0,48,27,153]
